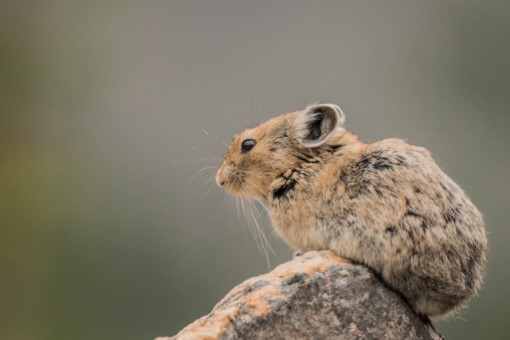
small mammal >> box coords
[216,104,487,318]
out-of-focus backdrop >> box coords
[1,1,509,339]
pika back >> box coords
[216,104,487,318]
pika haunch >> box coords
[216,104,487,318]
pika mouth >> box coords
[216,164,243,191]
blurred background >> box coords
[1,1,509,339]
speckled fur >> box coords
[216,104,487,318]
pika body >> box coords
[216,104,487,318]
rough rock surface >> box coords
[158,251,443,340]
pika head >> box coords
[216,104,345,199]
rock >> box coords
[158,251,443,340]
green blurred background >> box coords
[1,1,509,339]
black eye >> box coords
[241,139,256,153]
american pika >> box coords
[216,104,487,318]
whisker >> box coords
[200,127,226,155]
[191,146,219,162]
[234,196,250,239]
[202,186,215,198]
[254,85,259,124]
[243,197,262,253]
[249,195,274,254]
[196,166,218,172]
[199,174,217,198]
[241,197,257,242]
[248,83,255,126]
[239,197,252,238]
[247,199,273,269]
[238,182,274,270]
[173,157,218,165]
[202,175,216,188]
[188,166,217,182]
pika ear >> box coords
[294,103,345,148]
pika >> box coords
[216,104,487,318]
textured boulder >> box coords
[159,251,443,340]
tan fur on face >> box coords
[216,113,299,200]
[217,104,487,319]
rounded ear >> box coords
[294,104,345,148]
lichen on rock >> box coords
[158,251,443,340]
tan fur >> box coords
[216,104,487,318]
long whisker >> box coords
[200,127,225,155]
[202,175,216,188]
[239,182,275,270]
[247,199,273,269]
[242,197,262,253]
[247,194,273,253]
[191,146,220,162]
[235,196,250,239]
[196,166,218,172]
[172,157,218,165]
[199,174,217,198]
[240,196,257,242]
[254,85,259,124]
[248,83,255,126]
[188,166,217,182]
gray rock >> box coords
[158,251,443,340]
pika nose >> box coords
[216,165,226,187]
[216,164,233,187]
[216,171,225,187]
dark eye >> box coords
[241,139,256,153]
